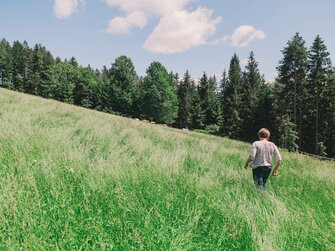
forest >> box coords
[0,33,334,158]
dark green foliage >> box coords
[221,54,242,138]
[190,89,205,130]
[306,35,333,156]
[0,39,13,88]
[45,62,76,103]
[141,61,178,124]
[11,41,31,92]
[254,83,280,144]
[30,44,54,96]
[108,56,140,117]
[279,115,299,152]
[276,33,308,150]
[175,71,204,129]
[240,52,264,142]
[73,67,100,109]
[198,73,221,127]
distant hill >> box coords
[0,88,334,250]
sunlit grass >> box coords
[0,88,334,250]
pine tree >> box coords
[198,73,220,127]
[46,61,76,103]
[240,52,264,142]
[279,115,299,152]
[189,87,204,130]
[142,61,178,124]
[73,66,99,109]
[307,35,332,156]
[175,71,193,128]
[218,70,228,130]
[255,83,280,144]
[276,33,308,150]
[12,41,26,91]
[327,69,335,157]
[29,44,54,96]
[221,54,242,138]
[108,56,140,117]
[0,39,13,88]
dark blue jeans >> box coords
[252,166,272,191]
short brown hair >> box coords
[258,128,270,139]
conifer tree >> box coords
[307,35,333,155]
[221,54,242,138]
[189,88,204,130]
[276,33,308,150]
[279,115,299,152]
[176,71,193,128]
[142,61,178,124]
[240,52,264,142]
[0,39,13,88]
[218,70,228,130]
[326,68,335,157]
[46,61,76,103]
[198,73,220,127]
[109,56,140,117]
[29,44,54,96]
[12,41,31,91]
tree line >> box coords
[0,33,334,157]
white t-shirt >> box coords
[248,141,282,169]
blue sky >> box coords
[1,0,334,82]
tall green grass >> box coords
[0,88,334,250]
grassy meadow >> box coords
[0,88,334,250]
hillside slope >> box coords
[0,88,334,250]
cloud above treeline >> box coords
[143,8,222,54]
[53,0,82,19]
[53,0,266,53]
[229,25,266,48]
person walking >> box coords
[244,128,282,192]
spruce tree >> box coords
[218,70,228,130]
[202,75,220,127]
[307,35,332,156]
[142,61,178,124]
[326,68,335,157]
[189,87,204,130]
[0,39,13,88]
[46,61,76,103]
[175,71,193,128]
[30,44,54,96]
[109,56,140,117]
[240,52,264,142]
[221,54,242,138]
[276,33,308,150]
[12,41,26,91]
[279,115,299,152]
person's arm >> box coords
[272,160,281,176]
[244,157,252,169]
[272,145,282,176]
[245,143,256,169]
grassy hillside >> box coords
[0,88,334,250]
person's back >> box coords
[245,128,282,192]
[249,140,281,169]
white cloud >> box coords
[104,0,222,53]
[143,8,222,53]
[229,25,266,48]
[106,11,148,34]
[104,0,192,16]
[53,0,82,19]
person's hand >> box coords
[273,170,278,176]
